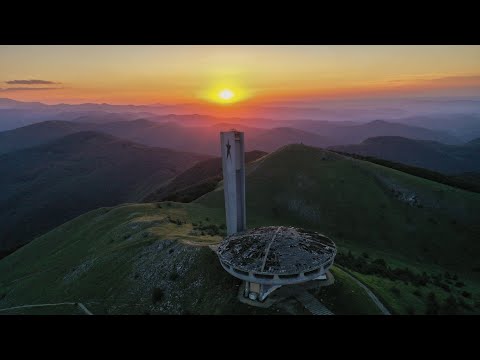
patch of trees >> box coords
[336,251,429,286]
[336,251,466,290]
[337,251,475,314]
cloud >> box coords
[0,87,62,92]
[387,74,480,86]
[5,79,59,85]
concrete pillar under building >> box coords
[220,131,246,235]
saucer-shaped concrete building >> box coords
[217,226,337,301]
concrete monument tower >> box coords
[220,131,246,235]
[217,131,337,305]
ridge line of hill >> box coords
[330,149,480,193]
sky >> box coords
[1,45,480,105]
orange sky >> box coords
[1,45,480,105]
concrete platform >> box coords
[237,270,335,310]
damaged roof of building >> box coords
[217,226,336,275]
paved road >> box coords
[0,302,93,315]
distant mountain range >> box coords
[1,97,479,141]
[388,113,480,141]
[331,136,480,175]
[0,117,461,156]
[0,131,208,252]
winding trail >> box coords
[0,302,93,315]
[338,266,391,315]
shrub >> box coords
[169,272,179,281]
[455,281,465,288]
[413,289,422,298]
[362,252,369,259]
[461,291,471,298]
[390,287,401,296]
[205,217,210,221]
[458,298,472,311]
[156,203,162,208]
[373,258,387,268]
[152,288,164,304]
[442,295,459,314]
[434,280,451,292]
[425,292,439,315]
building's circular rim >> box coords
[216,226,337,285]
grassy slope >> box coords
[143,150,267,203]
[3,144,479,314]
[0,202,379,315]
[197,144,480,314]
[198,144,480,274]
[0,131,207,251]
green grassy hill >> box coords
[1,144,479,315]
[197,144,480,314]
[198,144,480,274]
[0,131,208,252]
[0,202,381,315]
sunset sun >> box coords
[219,89,235,101]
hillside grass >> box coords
[197,144,480,313]
[2,144,480,314]
[0,201,383,315]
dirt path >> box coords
[0,302,93,315]
[338,266,391,315]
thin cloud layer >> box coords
[6,79,59,85]
[0,87,62,91]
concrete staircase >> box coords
[295,288,334,315]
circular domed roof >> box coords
[217,226,336,276]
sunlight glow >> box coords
[219,89,234,100]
